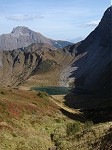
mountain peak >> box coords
[0,26,72,50]
[105,6,111,13]
[103,6,111,18]
[11,26,31,34]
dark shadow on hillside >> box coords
[82,106,112,124]
[63,55,112,123]
[62,93,112,124]
[60,108,86,123]
[59,93,112,123]
[60,6,112,123]
[60,38,112,124]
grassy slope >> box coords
[20,51,74,88]
[0,88,76,150]
[0,88,111,150]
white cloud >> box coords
[85,20,100,27]
[79,20,100,28]
[6,14,44,21]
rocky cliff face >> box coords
[76,7,111,55]
[61,7,112,97]
[0,26,72,51]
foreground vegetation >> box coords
[0,88,111,150]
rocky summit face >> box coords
[0,26,72,51]
[67,6,112,96]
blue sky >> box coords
[0,0,111,41]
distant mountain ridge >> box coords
[0,26,72,50]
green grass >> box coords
[37,92,49,99]
[66,122,81,136]
[0,88,111,150]
[0,91,5,95]
[37,59,57,73]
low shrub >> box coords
[37,59,57,73]
[37,92,49,99]
[66,122,81,136]
[84,121,93,132]
[0,91,5,95]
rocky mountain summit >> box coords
[0,26,72,51]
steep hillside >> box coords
[60,7,112,97]
[0,43,74,87]
[0,26,72,50]
[0,88,111,150]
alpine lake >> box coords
[31,86,71,95]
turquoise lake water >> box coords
[31,86,71,95]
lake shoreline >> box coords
[31,86,71,95]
